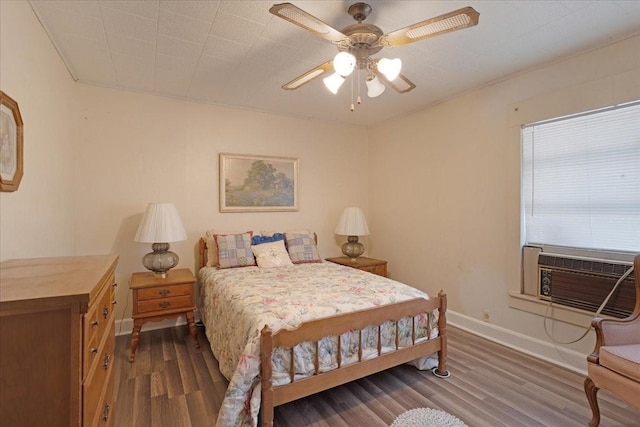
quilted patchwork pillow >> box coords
[214,232,256,269]
[252,240,293,268]
[285,233,322,264]
[204,229,252,267]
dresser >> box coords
[325,256,388,277]
[0,254,119,426]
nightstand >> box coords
[326,256,388,277]
[129,268,200,362]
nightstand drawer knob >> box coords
[90,347,98,355]
[159,301,170,309]
[91,320,99,327]
[159,289,170,297]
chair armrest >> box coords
[588,313,640,364]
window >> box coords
[521,101,640,254]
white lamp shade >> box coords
[335,207,370,236]
[366,75,386,98]
[377,58,402,81]
[323,72,345,94]
[134,202,187,243]
[333,52,356,76]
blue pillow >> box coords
[251,233,285,246]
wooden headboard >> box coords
[198,233,319,270]
[198,237,208,270]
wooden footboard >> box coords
[260,292,448,427]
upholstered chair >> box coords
[584,254,640,426]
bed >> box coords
[197,233,448,427]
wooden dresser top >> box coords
[0,254,118,308]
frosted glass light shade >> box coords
[333,52,356,76]
[323,72,345,94]
[134,202,187,277]
[377,58,402,81]
[366,75,386,97]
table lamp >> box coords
[134,202,187,278]
[335,207,370,261]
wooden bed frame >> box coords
[197,238,449,427]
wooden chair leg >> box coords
[584,377,600,427]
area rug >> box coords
[390,407,468,427]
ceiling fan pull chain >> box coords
[357,70,362,105]
[350,72,355,111]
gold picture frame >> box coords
[0,91,24,192]
[220,153,298,212]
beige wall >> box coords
[368,34,640,359]
[0,1,77,260]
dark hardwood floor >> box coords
[113,325,639,426]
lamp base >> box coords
[142,242,179,278]
[341,236,365,261]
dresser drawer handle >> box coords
[159,301,170,309]
[102,305,109,319]
[91,320,99,327]
[90,348,98,355]
[159,289,170,297]
[113,282,118,289]
[103,353,110,370]
[102,403,110,422]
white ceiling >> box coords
[29,1,640,128]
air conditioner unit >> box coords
[537,253,635,318]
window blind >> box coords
[521,101,640,253]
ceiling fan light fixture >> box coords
[323,72,345,94]
[377,58,402,81]
[366,75,386,97]
[333,52,356,76]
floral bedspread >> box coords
[199,262,439,427]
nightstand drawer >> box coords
[360,264,387,277]
[136,294,193,314]
[137,283,192,301]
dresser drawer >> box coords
[84,280,115,375]
[84,321,115,426]
[137,283,192,301]
[136,294,193,314]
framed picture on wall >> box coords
[220,153,298,212]
[0,91,24,192]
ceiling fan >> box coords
[269,2,480,107]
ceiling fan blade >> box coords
[282,60,334,90]
[269,3,348,44]
[380,6,479,47]
[374,71,416,94]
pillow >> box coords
[251,240,293,268]
[285,232,322,264]
[204,229,251,267]
[214,232,256,269]
[260,229,311,238]
[251,233,285,246]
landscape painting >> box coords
[219,153,298,212]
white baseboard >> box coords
[115,311,588,375]
[115,317,188,337]
[447,310,588,375]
